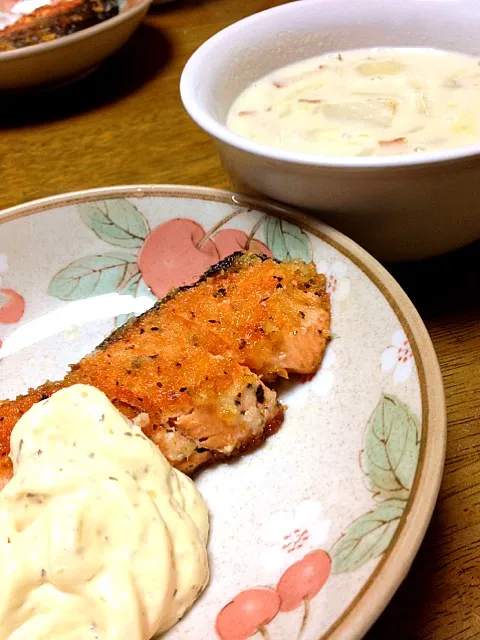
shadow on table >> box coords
[148,0,213,14]
[365,507,444,639]
[386,240,480,321]
[0,21,171,129]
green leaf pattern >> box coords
[264,216,313,262]
[78,199,150,249]
[332,394,421,573]
[362,393,421,501]
[48,252,138,301]
[331,500,405,573]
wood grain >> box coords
[1,1,479,637]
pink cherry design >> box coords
[214,229,272,260]
[276,550,331,639]
[138,219,220,298]
[216,587,281,640]
[0,288,25,324]
[277,549,331,612]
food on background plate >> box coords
[0,252,331,485]
[0,0,118,51]
[0,384,209,639]
[227,47,480,157]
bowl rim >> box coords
[180,0,480,169]
[0,0,152,61]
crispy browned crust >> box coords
[0,252,330,484]
[0,0,118,52]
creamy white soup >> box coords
[227,48,480,157]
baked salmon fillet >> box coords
[0,253,330,484]
[0,0,118,52]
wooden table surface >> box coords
[1,1,479,637]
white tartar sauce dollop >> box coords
[0,384,209,640]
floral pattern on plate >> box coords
[46,199,313,328]
[215,390,420,639]
[258,500,331,575]
[381,329,415,384]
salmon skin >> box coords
[0,0,118,52]
[0,252,330,485]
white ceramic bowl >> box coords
[180,0,480,262]
[0,0,152,90]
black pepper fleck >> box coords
[256,385,265,404]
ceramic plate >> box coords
[0,186,446,640]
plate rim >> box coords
[0,184,446,640]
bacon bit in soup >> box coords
[273,65,326,89]
[238,111,257,116]
[379,137,408,146]
[298,98,324,104]
[378,137,409,154]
